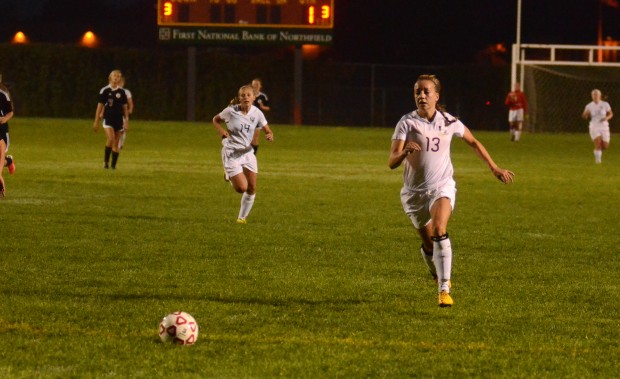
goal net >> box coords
[513,44,620,133]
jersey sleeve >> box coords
[219,107,232,122]
[453,120,466,138]
[257,110,268,129]
[391,116,410,141]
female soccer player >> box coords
[0,74,15,198]
[582,89,613,164]
[389,74,514,307]
[250,78,271,155]
[213,84,274,224]
[93,70,129,169]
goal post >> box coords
[511,43,620,133]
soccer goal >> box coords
[512,43,620,132]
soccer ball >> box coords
[159,311,199,345]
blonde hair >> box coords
[229,84,254,105]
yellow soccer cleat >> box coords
[236,218,247,224]
[438,290,453,307]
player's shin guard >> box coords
[431,233,452,292]
[238,193,255,220]
[104,146,112,166]
[111,152,119,169]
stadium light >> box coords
[80,31,98,48]
[12,31,29,44]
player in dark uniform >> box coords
[0,74,16,198]
[93,70,129,169]
[251,78,271,154]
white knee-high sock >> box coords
[594,149,602,163]
[432,235,452,292]
[238,193,255,219]
[420,245,437,279]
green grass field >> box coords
[1,118,619,378]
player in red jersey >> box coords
[504,82,528,142]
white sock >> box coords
[420,246,437,279]
[514,131,521,141]
[594,149,602,163]
[432,236,452,292]
[238,193,255,219]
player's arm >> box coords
[262,125,274,142]
[123,104,129,130]
[605,108,613,122]
[582,107,591,120]
[93,103,104,132]
[213,114,229,139]
[127,97,134,115]
[462,127,514,184]
[388,139,420,169]
[0,110,13,125]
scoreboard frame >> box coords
[157,0,334,45]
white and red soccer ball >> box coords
[159,311,199,345]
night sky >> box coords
[1,0,619,65]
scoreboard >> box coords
[157,0,334,45]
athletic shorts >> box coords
[508,109,524,123]
[221,146,257,178]
[589,123,610,143]
[103,119,124,132]
[400,179,456,229]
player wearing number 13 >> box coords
[213,84,274,224]
[389,75,514,307]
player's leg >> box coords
[593,136,603,164]
[429,197,454,307]
[0,139,6,197]
[111,129,123,169]
[401,187,437,282]
[103,126,115,168]
[236,168,256,223]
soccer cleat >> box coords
[236,218,247,224]
[438,290,453,307]
[6,155,15,174]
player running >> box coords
[213,84,274,224]
[582,89,613,164]
[389,74,514,307]
[0,75,15,198]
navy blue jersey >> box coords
[98,85,127,126]
[253,92,269,110]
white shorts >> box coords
[221,146,257,178]
[400,180,456,229]
[589,123,610,143]
[508,109,524,123]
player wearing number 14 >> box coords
[389,75,514,307]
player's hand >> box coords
[93,122,100,132]
[265,132,274,142]
[493,167,515,184]
[403,141,421,155]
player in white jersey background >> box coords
[582,89,613,164]
[389,74,514,307]
[213,84,274,224]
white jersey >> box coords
[219,105,268,151]
[584,100,611,125]
[392,110,465,191]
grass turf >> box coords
[1,118,619,378]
